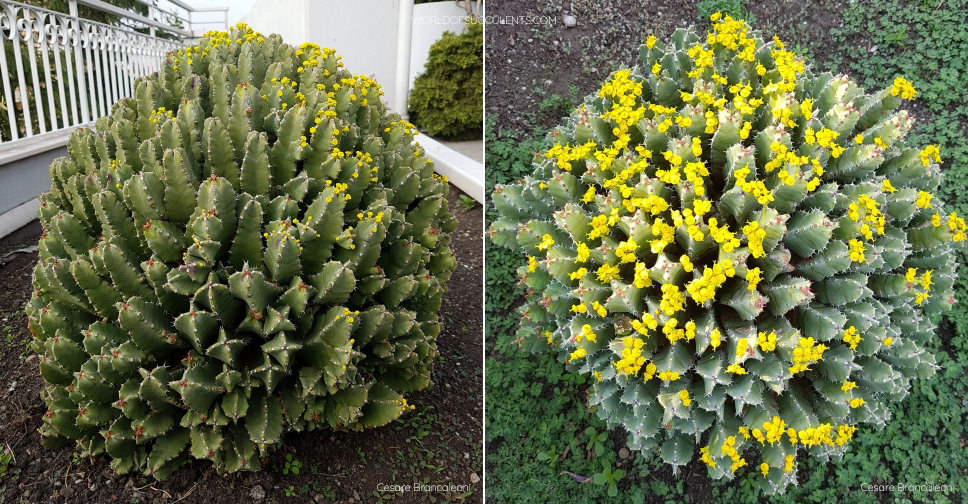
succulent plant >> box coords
[489,13,964,493]
[27,24,456,479]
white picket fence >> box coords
[0,0,226,143]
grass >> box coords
[485,1,968,502]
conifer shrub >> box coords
[408,21,483,140]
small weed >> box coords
[284,485,295,497]
[583,427,607,458]
[0,450,12,480]
[592,461,626,498]
[282,453,301,475]
[457,194,478,210]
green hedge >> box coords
[408,21,482,140]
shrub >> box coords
[407,21,483,140]
[489,13,964,493]
[27,24,457,479]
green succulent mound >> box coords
[489,14,964,493]
[27,24,457,479]
[407,21,483,140]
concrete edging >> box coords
[0,198,40,241]
[418,134,485,203]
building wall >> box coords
[305,0,403,111]
[236,0,471,117]
[237,0,310,48]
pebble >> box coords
[249,484,265,501]
[62,486,74,498]
[470,472,480,484]
[563,14,577,27]
[619,447,630,459]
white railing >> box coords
[0,0,227,144]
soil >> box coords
[0,185,483,504]
[485,0,846,135]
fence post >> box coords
[149,4,156,37]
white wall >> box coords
[237,0,309,46]
[409,1,469,88]
[237,0,468,117]
[305,0,404,112]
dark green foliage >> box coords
[696,0,755,24]
[407,21,483,140]
[28,25,457,479]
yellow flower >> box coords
[537,233,555,251]
[658,371,680,381]
[842,326,862,350]
[710,328,721,349]
[757,330,777,352]
[679,389,691,407]
[890,76,917,100]
[746,267,762,291]
[848,239,866,263]
[920,145,941,167]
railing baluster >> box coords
[38,14,59,130]
[24,14,48,133]
[0,5,21,140]
[105,28,118,109]
[61,19,79,126]
[93,26,107,118]
[11,8,34,136]
[50,16,69,129]
[70,18,90,123]
[82,23,100,121]
[122,34,134,98]
[116,31,129,100]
